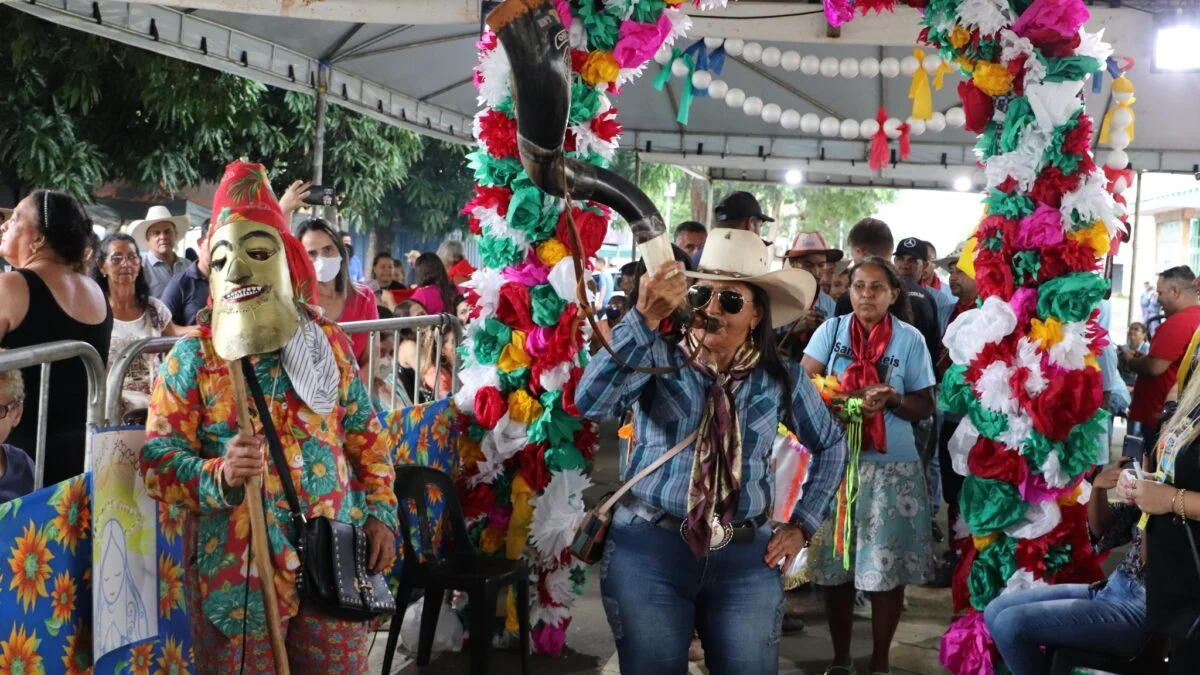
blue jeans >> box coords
[984,569,1149,675]
[599,505,784,675]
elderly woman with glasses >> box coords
[577,229,849,675]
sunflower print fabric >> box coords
[140,320,398,640]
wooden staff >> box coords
[229,360,291,675]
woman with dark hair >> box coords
[410,252,456,314]
[0,190,112,485]
[367,252,406,293]
[576,229,848,674]
[296,218,378,366]
[92,233,186,413]
[800,256,934,675]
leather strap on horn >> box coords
[485,0,543,33]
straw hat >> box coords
[933,239,970,270]
[685,229,816,328]
[781,231,844,261]
[125,205,189,250]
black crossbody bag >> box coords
[241,360,396,622]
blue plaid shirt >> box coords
[577,309,848,535]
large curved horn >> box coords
[486,0,675,270]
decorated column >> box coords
[453,0,719,655]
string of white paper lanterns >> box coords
[684,37,952,80]
[1103,81,1136,219]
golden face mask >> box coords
[208,218,300,361]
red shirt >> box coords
[1130,304,1200,425]
[340,283,379,361]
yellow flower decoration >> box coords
[498,331,533,373]
[1029,317,1064,350]
[581,50,621,87]
[1066,220,1110,257]
[507,475,534,560]
[1057,484,1084,506]
[955,56,975,73]
[537,239,569,267]
[1084,354,1099,371]
[973,61,1013,96]
[480,527,505,554]
[507,388,545,425]
[949,26,971,49]
[973,532,1000,550]
[459,436,484,470]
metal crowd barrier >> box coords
[104,314,462,426]
[0,340,106,490]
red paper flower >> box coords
[475,386,508,430]
[478,109,519,159]
[570,49,589,73]
[496,283,536,332]
[519,443,552,492]
[463,483,497,519]
[545,303,582,366]
[976,215,1018,246]
[1030,168,1082,209]
[1027,367,1102,441]
[463,185,513,219]
[591,107,622,142]
[1062,114,1093,157]
[1007,55,1029,96]
[952,542,978,614]
[957,80,995,134]
[574,421,598,462]
[561,366,584,417]
[973,248,1015,300]
[1016,536,1051,579]
[967,437,1029,486]
[556,207,607,260]
[1039,241,1100,281]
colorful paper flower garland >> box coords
[455,0,721,655]
[911,0,1127,672]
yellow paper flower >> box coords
[581,50,620,86]
[949,26,971,49]
[973,61,1013,96]
[1029,317,1064,350]
[507,475,534,560]
[498,331,533,373]
[1084,354,1099,371]
[459,436,484,470]
[480,527,506,554]
[955,56,975,74]
[507,389,545,425]
[537,239,569,267]
[973,532,1000,550]
[1057,484,1084,506]
[1067,220,1110,257]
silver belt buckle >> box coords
[680,516,734,551]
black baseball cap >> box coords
[714,191,774,223]
[893,237,929,261]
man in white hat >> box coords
[127,205,189,298]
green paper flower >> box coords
[1062,409,1110,477]
[479,235,524,269]
[468,424,487,443]
[498,367,530,393]
[999,98,1035,154]
[1043,111,1085,174]
[1036,273,1109,323]
[493,469,515,505]
[968,535,1017,611]
[939,365,972,416]
[569,79,602,127]
[531,284,569,327]
[1022,431,1062,473]
[1042,55,1102,84]
[1012,250,1041,286]
[985,188,1035,220]
[528,391,583,448]
[494,96,515,117]
[966,397,1010,440]
[581,7,619,51]
[473,318,514,365]
[545,445,589,472]
[1044,544,1074,576]
[468,150,523,187]
[506,183,558,241]
[631,0,667,23]
[976,122,1000,161]
[961,475,1028,536]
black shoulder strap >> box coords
[240,359,306,532]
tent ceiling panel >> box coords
[13,1,1198,187]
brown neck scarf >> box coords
[681,333,761,559]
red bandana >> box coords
[842,313,893,452]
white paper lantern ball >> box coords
[781,50,802,71]
[860,118,881,137]
[839,58,860,78]
[1106,149,1130,170]
[859,57,880,78]
[927,111,947,133]
[924,55,943,73]
[1113,176,1130,194]
[671,59,690,78]
[724,38,745,57]
[704,37,725,50]
[691,70,713,89]
[761,46,782,68]
[725,88,746,108]
[742,96,764,117]
[945,106,966,127]
[906,118,927,136]
[820,56,840,77]
[800,54,821,75]
[706,79,729,99]
[901,55,921,76]
[840,118,861,139]
[761,103,782,124]
[800,113,821,134]
[654,46,672,65]
[742,42,764,63]
[1107,129,1131,151]
[883,117,903,139]
[820,116,841,137]
[880,57,901,78]
[1112,107,1134,129]
[780,109,801,130]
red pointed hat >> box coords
[210,160,317,306]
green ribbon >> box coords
[676,52,696,125]
[653,48,682,92]
[836,397,864,570]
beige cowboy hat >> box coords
[934,239,970,271]
[0,207,12,220]
[781,231,844,262]
[125,205,189,251]
[685,229,816,328]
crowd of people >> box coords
[4,177,1200,674]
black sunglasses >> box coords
[688,285,746,315]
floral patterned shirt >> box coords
[140,320,398,638]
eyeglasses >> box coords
[0,399,23,420]
[106,254,140,266]
[688,285,746,314]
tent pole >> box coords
[313,63,334,222]
[632,152,642,261]
[1126,170,1144,327]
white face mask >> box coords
[313,255,341,283]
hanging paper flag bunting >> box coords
[869,107,890,171]
[909,48,934,120]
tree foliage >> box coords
[0,7,461,235]
[713,180,896,245]
[368,139,475,236]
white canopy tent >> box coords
[7,0,1197,189]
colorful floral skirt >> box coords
[810,460,931,592]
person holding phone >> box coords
[801,257,936,675]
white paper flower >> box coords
[1076,480,1092,505]
[976,361,1020,416]
[955,0,1012,35]
[1076,29,1114,64]
[493,413,529,463]
[1048,321,1091,370]
[470,434,506,487]
[454,364,501,412]
[1004,499,1061,539]
[530,469,593,561]
[997,412,1033,451]
[663,7,694,45]
[464,266,506,322]
[531,564,577,626]
[1015,338,1048,397]
[1000,30,1045,87]
[1040,450,1070,488]
[948,418,979,478]
[983,124,1052,193]
[539,361,573,393]
[1060,169,1119,237]
[944,296,1019,366]
[476,43,511,108]
[1003,569,1047,596]
[1026,80,1085,131]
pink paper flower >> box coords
[940,612,996,675]
[1014,204,1066,249]
[824,0,856,27]
[1013,0,1091,41]
[614,17,672,69]
[532,621,567,655]
[551,0,572,29]
[525,327,554,358]
[503,253,551,286]
[1009,287,1040,326]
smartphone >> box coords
[303,184,336,206]
[1121,434,1145,461]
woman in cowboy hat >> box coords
[576,228,849,675]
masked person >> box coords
[140,161,398,673]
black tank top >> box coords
[1,269,112,486]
